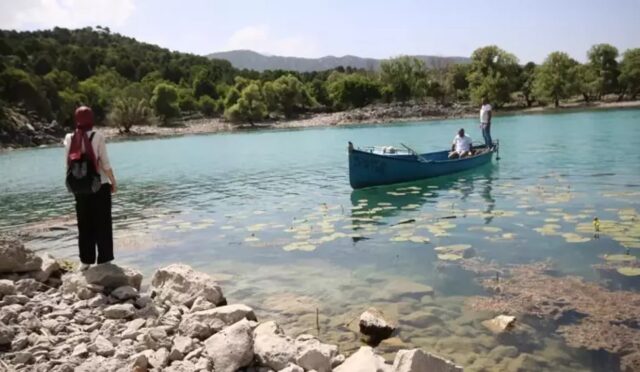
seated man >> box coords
[448,128,473,159]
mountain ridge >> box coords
[207,49,469,72]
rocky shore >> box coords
[0,235,462,372]
[3,100,639,151]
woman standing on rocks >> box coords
[64,106,117,270]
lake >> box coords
[1,108,640,371]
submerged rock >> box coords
[359,307,396,344]
[0,235,42,273]
[482,315,516,334]
[392,348,463,372]
[151,264,225,307]
[180,304,256,339]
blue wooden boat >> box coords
[348,142,498,189]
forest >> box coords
[1,27,639,131]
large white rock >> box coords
[103,303,136,319]
[294,334,338,372]
[61,263,143,297]
[0,322,14,345]
[0,279,16,297]
[32,253,60,282]
[180,304,256,339]
[392,349,463,372]
[253,321,297,370]
[0,236,42,273]
[83,263,143,291]
[334,346,391,372]
[204,319,254,372]
[151,264,225,307]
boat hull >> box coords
[348,146,495,189]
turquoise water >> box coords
[1,109,640,370]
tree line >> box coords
[1,27,639,131]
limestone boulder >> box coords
[253,321,297,370]
[0,279,16,297]
[294,334,338,372]
[103,303,136,319]
[0,322,15,345]
[204,319,254,372]
[0,236,42,273]
[392,349,463,372]
[84,263,143,291]
[359,307,396,344]
[180,304,256,339]
[151,264,225,307]
[334,346,391,372]
[111,285,139,301]
[31,253,60,282]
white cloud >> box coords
[226,25,318,57]
[0,0,135,30]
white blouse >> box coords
[63,130,112,184]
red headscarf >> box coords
[67,106,99,170]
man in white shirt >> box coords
[449,128,473,159]
[480,97,492,147]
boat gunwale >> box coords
[349,146,495,164]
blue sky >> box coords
[1,0,639,63]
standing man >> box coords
[480,97,492,147]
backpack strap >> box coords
[89,132,96,142]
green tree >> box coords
[533,52,578,107]
[327,73,381,109]
[262,74,315,118]
[467,45,520,106]
[445,63,470,101]
[518,62,537,107]
[198,95,221,117]
[151,83,180,121]
[178,89,198,112]
[0,67,52,118]
[587,43,620,98]
[224,82,267,124]
[573,64,599,102]
[619,48,640,99]
[108,97,155,133]
[380,56,428,102]
[224,87,241,108]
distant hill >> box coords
[207,50,469,72]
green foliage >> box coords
[533,52,578,107]
[262,74,316,118]
[224,87,241,108]
[0,67,51,118]
[467,45,520,106]
[587,43,620,97]
[108,97,155,133]
[178,89,198,112]
[619,48,640,99]
[224,82,267,124]
[198,95,222,117]
[573,64,599,102]
[327,73,381,109]
[518,62,537,107]
[151,83,180,121]
[445,63,470,101]
[380,56,428,101]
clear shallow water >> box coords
[1,109,640,371]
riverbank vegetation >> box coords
[1,27,639,133]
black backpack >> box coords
[66,132,101,195]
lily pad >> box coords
[437,253,463,261]
[616,267,640,276]
[604,254,637,262]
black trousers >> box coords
[74,183,114,264]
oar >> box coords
[400,143,430,163]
